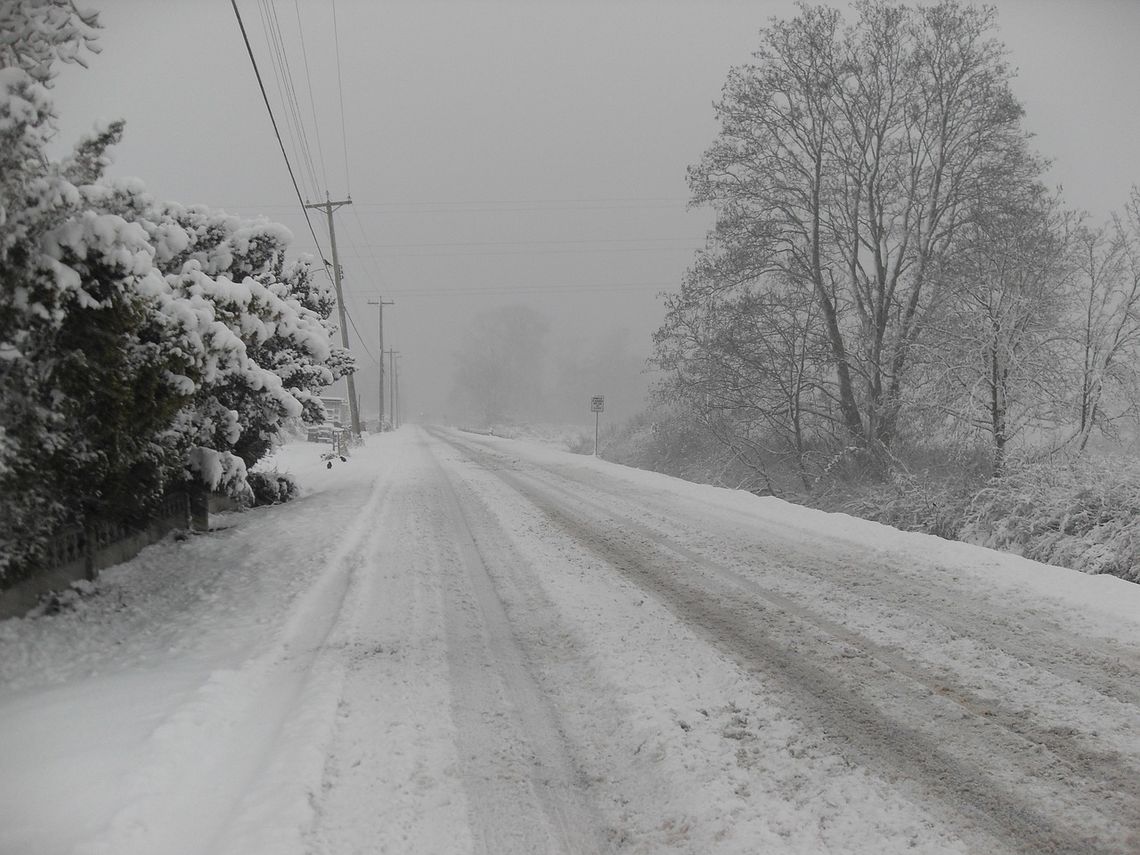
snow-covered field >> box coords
[1,427,1137,854]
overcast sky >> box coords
[47,0,1140,424]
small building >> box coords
[318,396,350,426]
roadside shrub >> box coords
[589,402,1140,584]
[605,405,744,484]
[960,458,1140,582]
[839,471,976,540]
[566,433,594,455]
[828,442,990,538]
[246,471,299,507]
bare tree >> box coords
[677,0,1039,456]
[1068,190,1140,450]
[655,261,833,490]
[925,187,1071,475]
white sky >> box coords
[47,0,1140,422]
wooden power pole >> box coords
[394,354,401,427]
[386,349,400,428]
[304,194,361,436]
[367,297,393,429]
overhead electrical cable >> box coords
[349,207,388,289]
[229,0,328,265]
[351,196,689,207]
[345,310,378,364]
[293,0,330,191]
[344,280,673,297]
[254,0,312,196]
[355,236,700,248]
[350,196,689,208]
[334,209,391,360]
[270,0,325,193]
[260,1,310,189]
[258,0,322,197]
[330,0,351,192]
[211,197,691,215]
[336,246,700,260]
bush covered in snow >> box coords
[838,471,977,542]
[246,471,300,507]
[801,448,1140,582]
[837,452,1140,583]
[604,404,772,494]
[959,459,1140,583]
[611,404,1140,583]
[0,4,351,582]
[565,432,595,455]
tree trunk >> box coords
[990,342,1007,477]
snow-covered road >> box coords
[2,427,1138,854]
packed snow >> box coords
[1,427,1137,854]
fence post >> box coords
[179,490,191,531]
[83,523,96,582]
[189,485,209,532]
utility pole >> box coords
[394,354,402,428]
[304,194,361,436]
[386,349,400,428]
[367,297,393,429]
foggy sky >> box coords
[46,0,1140,425]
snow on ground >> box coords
[0,437,396,855]
[428,429,1140,853]
[1,426,1137,854]
[488,429,1140,634]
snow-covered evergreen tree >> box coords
[0,2,351,581]
[0,2,134,579]
[104,196,355,486]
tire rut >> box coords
[521,479,1137,854]
[432,430,1140,855]
[426,444,614,855]
[448,431,1140,708]
[556,459,1139,706]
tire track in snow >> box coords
[304,439,475,855]
[76,467,396,855]
[495,441,1140,710]
[443,431,1140,716]
[512,474,1140,854]
[513,463,1140,778]
[434,430,1140,855]
[426,439,615,855]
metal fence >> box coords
[0,491,193,620]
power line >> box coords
[344,280,673,297]
[336,245,699,260]
[352,196,689,206]
[275,0,325,194]
[333,206,389,360]
[261,1,310,191]
[331,0,351,193]
[329,233,702,259]
[255,0,313,196]
[348,206,389,290]
[259,0,323,197]
[293,0,329,191]
[352,236,700,249]
[345,308,378,364]
[212,196,693,214]
[230,0,328,264]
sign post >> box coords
[590,395,605,457]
